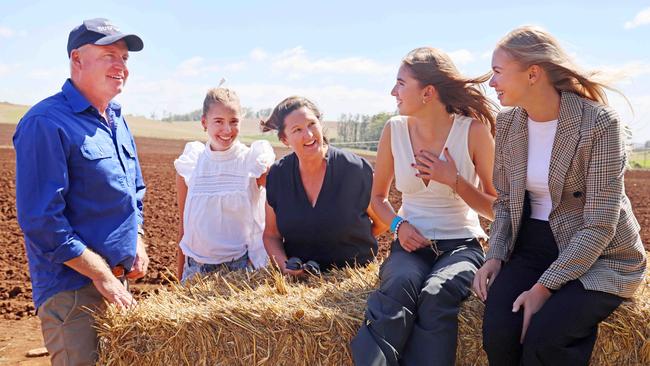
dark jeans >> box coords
[181,252,251,283]
[482,218,624,366]
[351,238,485,366]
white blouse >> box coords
[174,139,275,268]
[390,114,486,240]
[526,118,558,221]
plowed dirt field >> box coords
[1,123,648,364]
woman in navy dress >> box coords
[261,96,386,276]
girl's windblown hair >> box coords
[496,25,618,106]
[402,47,498,136]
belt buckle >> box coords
[112,264,125,278]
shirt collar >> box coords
[62,79,92,113]
[61,79,122,117]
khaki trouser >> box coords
[37,283,106,366]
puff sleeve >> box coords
[173,141,205,185]
[246,140,276,178]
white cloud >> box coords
[224,61,246,72]
[119,77,209,117]
[0,62,22,77]
[270,47,393,77]
[176,57,210,77]
[610,93,650,143]
[175,57,240,78]
[446,49,475,65]
[624,7,650,29]
[233,82,394,118]
[119,77,395,120]
[594,61,650,85]
[0,26,14,38]
[28,67,67,80]
[250,48,268,61]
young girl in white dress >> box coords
[174,88,275,282]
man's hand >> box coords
[127,234,149,279]
[512,283,552,343]
[65,248,136,308]
[92,273,136,308]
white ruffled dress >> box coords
[174,139,275,269]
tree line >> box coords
[155,106,396,152]
[334,112,395,151]
[157,107,273,122]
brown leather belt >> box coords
[112,264,126,277]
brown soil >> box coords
[1,122,649,364]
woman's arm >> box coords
[474,112,515,300]
[371,123,398,225]
[175,174,188,280]
[372,122,429,252]
[367,203,388,236]
[263,202,303,276]
[464,120,497,219]
[256,172,268,187]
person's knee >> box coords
[380,269,425,306]
[522,316,557,353]
[421,274,468,306]
[482,307,521,353]
[418,264,475,312]
[482,321,514,350]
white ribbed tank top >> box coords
[390,114,486,240]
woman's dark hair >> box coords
[260,96,328,143]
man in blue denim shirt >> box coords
[13,18,148,365]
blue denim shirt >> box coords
[13,79,145,309]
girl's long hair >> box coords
[402,47,498,135]
[496,25,617,105]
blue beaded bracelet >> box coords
[390,216,404,233]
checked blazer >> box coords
[486,91,647,298]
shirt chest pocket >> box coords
[79,141,115,173]
[80,141,113,160]
[79,138,137,188]
[121,142,138,182]
[77,140,121,190]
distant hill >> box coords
[0,101,338,143]
[0,102,30,125]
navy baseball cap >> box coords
[67,18,143,57]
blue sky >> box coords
[1,1,649,142]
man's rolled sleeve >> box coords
[48,237,86,264]
[14,115,86,264]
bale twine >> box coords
[96,263,649,365]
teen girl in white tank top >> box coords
[390,114,486,240]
